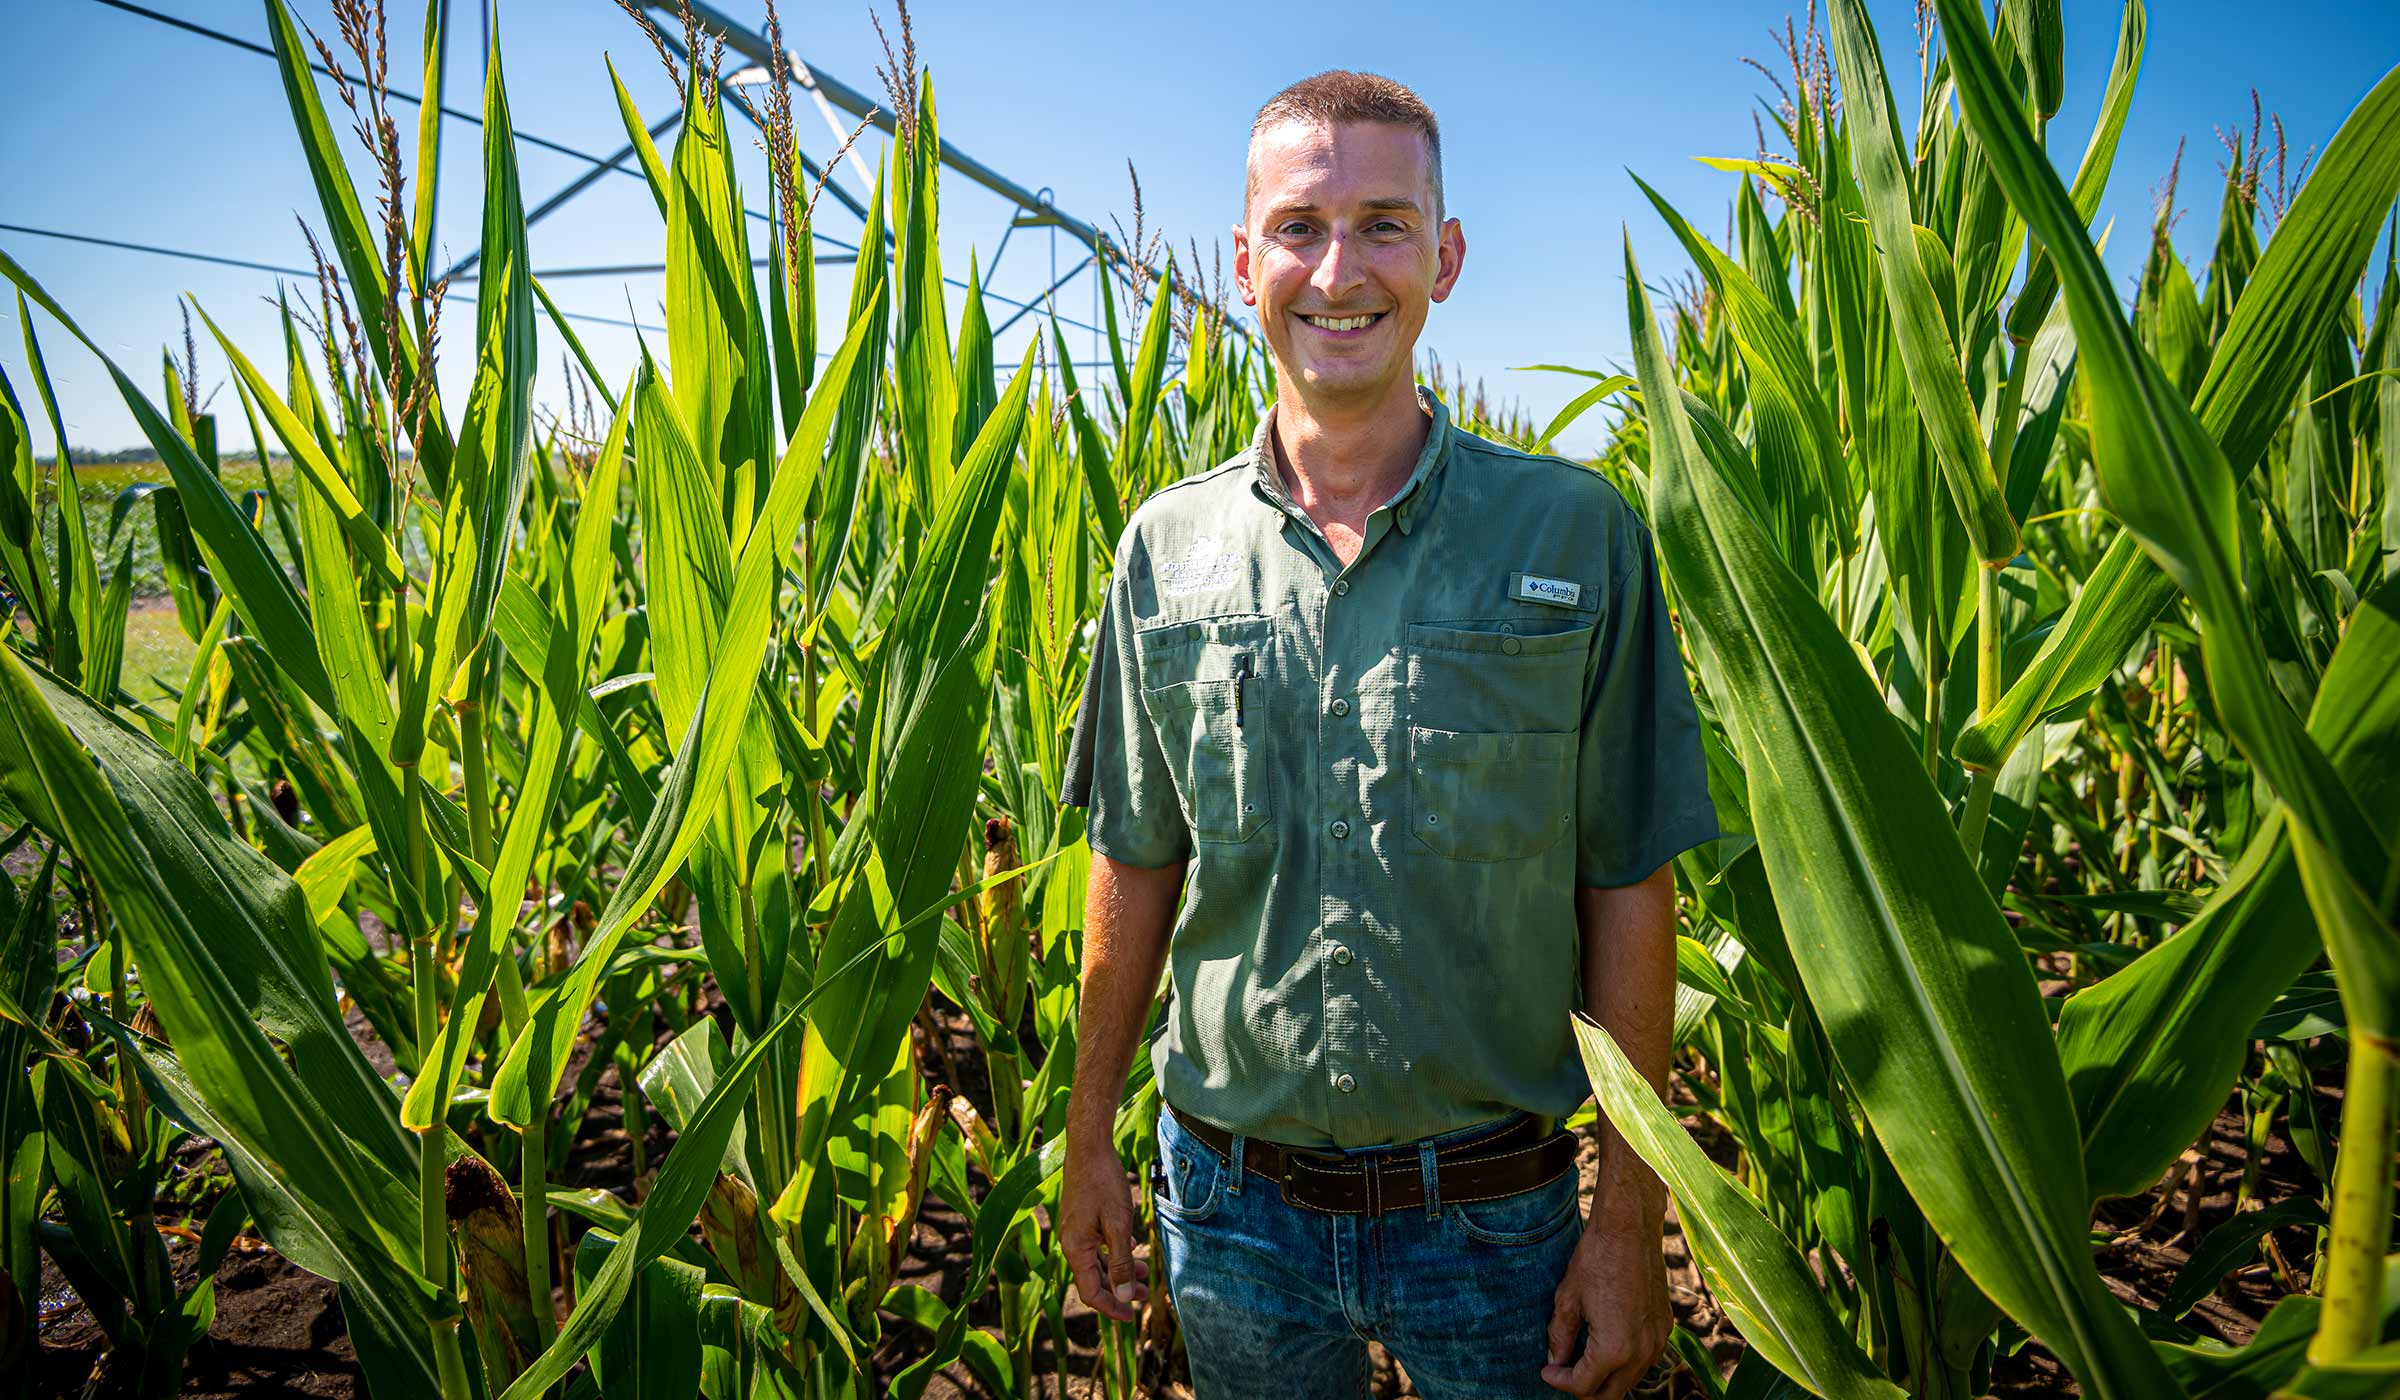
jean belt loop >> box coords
[1419,1136,1441,1219]
[1226,1131,1246,1195]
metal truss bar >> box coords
[650,0,1241,346]
[664,0,1104,252]
[993,251,1097,338]
[1,220,317,280]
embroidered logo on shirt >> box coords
[1160,537,1241,597]
[1511,572,1584,608]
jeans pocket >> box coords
[1153,1112,1226,1224]
[1447,1167,1579,1246]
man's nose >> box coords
[1312,230,1367,299]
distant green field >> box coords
[48,458,281,601]
[117,600,198,707]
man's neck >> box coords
[1268,377,1429,533]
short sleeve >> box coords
[1575,522,1718,886]
[1060,539,1192,869]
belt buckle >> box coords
[1276,1146,1339,1210]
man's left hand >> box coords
[1542,1205,1670,1398]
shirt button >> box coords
[1333,579,1351,597]
[1329,819,1350,840]
[1330,697,1350,717]
[1502,636,1522,655]
[1337,1074,1357,1093]
[1332,945,1353,965]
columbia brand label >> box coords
[1159,537,1241,597]
[1510,572,1584,608]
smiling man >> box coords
[1057,71,1717,1400]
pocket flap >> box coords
[1413,726,1574,764]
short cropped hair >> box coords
[1246,70,1444,220]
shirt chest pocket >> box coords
[1137,617,1277,844]
[1404,619,1588,862]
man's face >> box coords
[1235,119,1464,408]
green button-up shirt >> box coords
[1062,387,1716,1149]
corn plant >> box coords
[1563,1,2400,1396]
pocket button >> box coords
[1330,819,1350,840]
[1501,636,1522,656]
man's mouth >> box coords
[1298,311,1385,332]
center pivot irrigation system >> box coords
[31,0,1248,375]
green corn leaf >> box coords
[1637,176,1854,559]
[793,346,1033,1168]
[2006,1,2144,347]
[15,308,102,693]
[1528,374,1634,459]
[893,77,956,510]
[663,56,771,535]
[192,302,405,588]
[460,19,538,662]
[1575,1015,1903,1400]
[1056,316,1124,549]
[1627,232,2181,1396]
[486,285,884,1131]
[1937,0,2391,1031]
[408,0,444,288]
[0,250,337,714]
[500,997,803,1400]
[2382,238,2400,570]
[1961,52,2400,773]
[768,220,808,439]
[0,365,51,643]
[260,0,450,488]
[2058,810,2318,1202]
[954,252,997,449]
[573,1235,705,1400]
[84,536,135,704]
[261,0,394,382]
[34,1062,141,1305]
[7,655,415,1177]
[606,57,673,222]
[404,378,633,1131]
[1826,0,2020,565]
[810,156,890,609]
[632,355,741,743]
[0,651,442,1364]
[534,276,617,416]
[1115,255,1177,496]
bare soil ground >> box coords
[31,999,2331,1398]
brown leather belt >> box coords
[1162,1103,1580,1216]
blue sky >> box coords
[4,0,2396,458]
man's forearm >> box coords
[1576,865,1678,1222]
[1065,851,1184,1155]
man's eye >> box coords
[1279,222,1312,237]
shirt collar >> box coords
[1248,385,1453,535]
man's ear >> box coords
[1430,217,1466,304]
[1232,222,1259,306]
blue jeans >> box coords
[1153,1104,1584,1399]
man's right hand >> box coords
[1060,1141,1150,1322]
